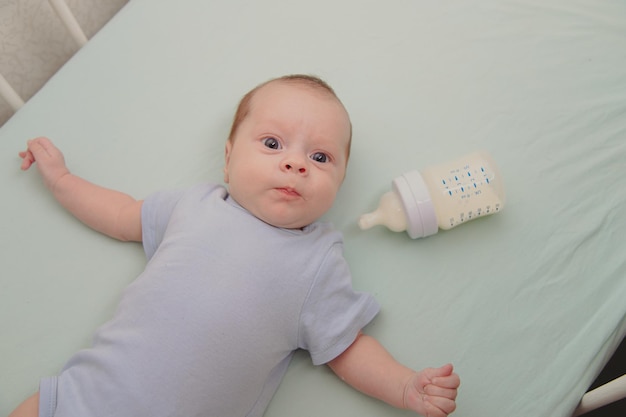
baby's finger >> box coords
[424,395,457,417]
[425,364,454,379]
[425,384,458,400]
[27,138,50,158]
[20,150,35,170]
[432,372,461,389]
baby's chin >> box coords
[253,206,318,230]
[256,213,311,230]
[232,192,324,230]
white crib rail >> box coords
[0,1,87,117]
[48,0,88,48]
[573,374,626,416]
[0,73,25,112]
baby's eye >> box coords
[310,152,329,163]
[263,137,281,150]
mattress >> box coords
[1,1,625,416]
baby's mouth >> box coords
[276,187,301,198]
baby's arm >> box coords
[328,332,459,417]
[19,137,143,242]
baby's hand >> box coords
[403,364,460,417]
[19,137,70,190]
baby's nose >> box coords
[282,158,307,174]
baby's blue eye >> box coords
[263,137,281,149]
[311,152,329,163]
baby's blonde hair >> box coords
[227,74,352,161]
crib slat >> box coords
[573,374,626,416]
[48,0,88,48]
[0,73,25,112]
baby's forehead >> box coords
[252,82,349,125]
[255,82,349,128]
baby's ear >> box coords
[223,141,232,183]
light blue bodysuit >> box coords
[39,184,380,417]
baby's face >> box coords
[224,81,351,229]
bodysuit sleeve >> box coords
[297,242,380,365]
[141,188,187,260]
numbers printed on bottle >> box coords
[425,155,504,231]
[441,161,494,199]
[448,204,494,227]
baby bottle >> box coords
[359,151,505,239]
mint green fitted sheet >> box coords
[1,1,625,416]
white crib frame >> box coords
[0,73,24,112]
[48,0,88,48]
[0,0,87,113]
[573,374,626,416]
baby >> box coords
[11,75,459,417]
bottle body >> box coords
[359,151,505,239]
[420,151,505,230]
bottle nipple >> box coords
[358,191,408,233]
